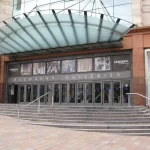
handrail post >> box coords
[128,94,131,107]
[17,104,20,122]
[38,98,40,114]
[52,93,54,107]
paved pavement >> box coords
[0,116,150,150]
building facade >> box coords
[0,0,150,106]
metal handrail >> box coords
[126,93,150,106]
[17,92,54,122]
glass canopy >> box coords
[0,10,135,56]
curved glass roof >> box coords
[0,9,135,56]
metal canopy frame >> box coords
[52,9,69,46]
[24,13,51,47]
[0,9,135,56]
[13,17,43,49]
[84,11,88,44]
[68,9,79,45]
[97,14,104,42]
[37,11,60,47]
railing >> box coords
[126,93,150,106]
[17,92,54,122]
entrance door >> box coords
[33,85,38,101]
[40,85,45,103]
[85,83,92,104]
[69,84,76,104]
[54,84,60,103]
[47,84,53,103]
[7,84,18,103]
[61,84,68,104]
[26,85,31,102]
[95,83,102,104]
[20,85,25,102]
[113,81,121,105]
[122,81,130,105]
[77,83,85,104]
[103,82,112,105]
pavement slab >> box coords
[0,116,150,150]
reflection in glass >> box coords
[78,58,92,72]
[40,85,45,102]
[104,82,111,103]
[123,81,130,103]
[21,63,32,75]
[69,84,75,103]
[95,83,101,103]
[33,85,37,101]
[62,84,67,103]
[86,83,92,103]
[95,57,110,71]
[20,85,24,102]
[54,84,59,103]
[33,62,45,75]
[77,84,84,103]
[62,60,75,73]
[47,84,53,103]
[26,85,31,102]
[113,82,120,103]
[47,61,60,74]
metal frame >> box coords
[97,14,104,42]
[108,18,120,41]
[3,21,34,50]
[24,13,51,48]
[37,11,60,47]
[13,16,43,49]
[84,11,89,44]
[52,10,69,46]
[68,10,79,45]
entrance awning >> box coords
[0,10,135,56]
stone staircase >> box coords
[0,104,150,135]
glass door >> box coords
[40,85,45,102]
[113,81,121,105]
[20,85,25,102]
[33,85,38,101]
[77,83,85,104]
[61,84,68,103]
[47,84,53,103]
[85,83,92,104]
[103,82,112,105]
[95,83,102,104]
[54,84,60,103]
[26,85,31,102]
[69,84,76,104]
[122,81,130,104]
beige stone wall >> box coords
[131,0,150,27]
[0,0,13,26]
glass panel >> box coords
[95,56,111,71]
[123,81,130,103]
[7,85,11,103]
[47,61,60,74]
[62,84,67,103]
[26,85,31,102]
[104,82,111,103]
[69,84,75,103]
[113,82,120,103]
[54,84,59,103]
[33,62,46,75]
[78,58,92,72]
[20,63,32,75]
[47,84,53,103]
[77,83,84,103]
[40,85,45,102]
[62,60,76,73]
[20,85,24,102]
[95,83,101,103]
[86,83,92,103]
[33,85,37,100]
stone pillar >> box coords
[132,34,146,105]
